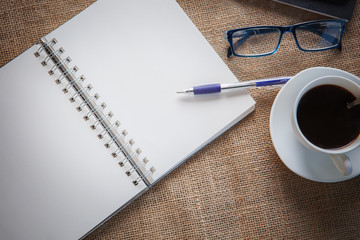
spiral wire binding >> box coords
[34,38,155,186]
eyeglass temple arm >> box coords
[227,35,250,58]
[227,46,233,58]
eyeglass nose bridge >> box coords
[279,26,294,34]
[277,26,298,46]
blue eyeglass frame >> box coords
[226,19,346,58]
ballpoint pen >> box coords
[176,76,292,95]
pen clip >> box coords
[255,78,290,88]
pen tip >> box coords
[176,87,194,94]
[176,89,193,94]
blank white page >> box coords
[45,0,255,182]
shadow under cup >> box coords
[293,76,360,155]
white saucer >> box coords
[270,67,360,182]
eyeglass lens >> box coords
[232,28,281,56]
[295,21,342,50]
[230,21,342,56]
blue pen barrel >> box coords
[193,84,221,95]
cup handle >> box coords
[330,154,352,176]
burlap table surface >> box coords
[1,0,360,239]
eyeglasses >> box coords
[226,19,346,58]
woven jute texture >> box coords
[1,0,360,239]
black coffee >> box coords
[297,84,360,149]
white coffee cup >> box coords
[292,75,360,176]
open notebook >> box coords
[0,0,255,239]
